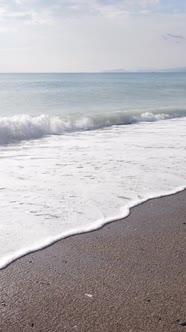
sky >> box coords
[0,0,186,72]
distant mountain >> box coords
[103,67,186,73]
[159,67,186,72]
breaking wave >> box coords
[0,107,186,145]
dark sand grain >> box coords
[0,191,186,332]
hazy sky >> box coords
[0,0,186,72]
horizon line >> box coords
[0,67,186,74]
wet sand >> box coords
[0,191,186,332]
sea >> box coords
[0,72,186,268]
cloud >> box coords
[0,0,54,24]
[0,0,186,72]
[162,33,185,43]
[167,33,185,40]
[1,1,185,24]
[0,0,162,24]
[90,0,161,18]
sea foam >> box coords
[0,117,186,269]
[0,107,186,144]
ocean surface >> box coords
[0,72,186,268]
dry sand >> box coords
[0,191,186,332]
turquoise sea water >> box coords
[0,73,186,143]
[0,72,186,116]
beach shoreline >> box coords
[0,190,186,331]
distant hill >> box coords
[103,67,186,73]
[159,67,186,72]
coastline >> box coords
[1,186,185,270]
[0,191,186,331]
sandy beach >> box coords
[0,190,185,332]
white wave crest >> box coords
[0,107,186,145]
